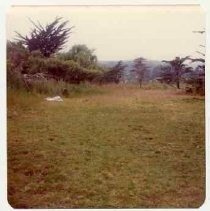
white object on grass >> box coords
[45,96,63,102]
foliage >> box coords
[99,61,127,84]
[161,56,191,89]
[7,41,101,89]
[59,44,97,69]
[7,41,29,90]
[132,57,147,87]
[28,79,101,96]
[157,64,173,84]
[185,30,205,95]
[44,58,100,84]
[7,41,29,73]
[8,76,102,97]
[7,41,48,75]
[184,64,205,95]
[25,52,46,74]
[7,66,25,90]
[16,17,73,57]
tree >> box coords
[187,30,205,95]
[60,44,97,69]
[162,56,191,89]
[132,57,147,87]
[103,61,127,83]
[16,17,73,57]
[158,64,174,84]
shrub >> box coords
[26,56,46,74]
[184,73,205,95]
[7,67,25,90]
[7,41,101,94]
[7,41,29,73]
[44,58,100,84]
[44,58,70,78]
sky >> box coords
[6,5,205,61]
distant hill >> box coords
[98,60,120,68]
[98,59,202,83]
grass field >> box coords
[7,85,205,208]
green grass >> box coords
[7,77,104,97]
[7,85,205,208]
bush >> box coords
[183,69,205,95]
[7,41,103,96]
[43,58,100,84]
[7,42,100,85]
[26,56,46,74]
[7,41,29,73]
[7,42,46,75]
[44,58,70,78]
[7,67,25,90]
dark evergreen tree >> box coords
[16,17,73,57]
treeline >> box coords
[7,41,127,87]
[7,17,127,95]
[7,17,205,95]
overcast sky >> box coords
[6,5,205,61]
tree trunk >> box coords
[176,79,180,89]
[139,80,142,88]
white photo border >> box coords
[1,1,209,211]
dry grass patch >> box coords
[8,85,205,208]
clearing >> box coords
[7,85,205,208]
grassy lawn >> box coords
[7,85,205,208]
